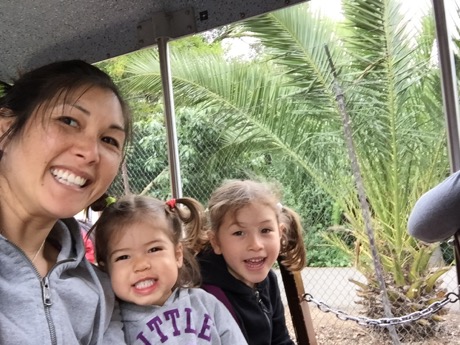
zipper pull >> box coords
[42,276,52,307]
[255,289,269,313]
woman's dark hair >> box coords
[0,59,132,149]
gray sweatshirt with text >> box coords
[120,288,248,345]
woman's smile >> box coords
[51,168,88,187]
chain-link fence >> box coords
[100,1,460,342]
[105,112,460,345]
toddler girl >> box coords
[92,194,247,345]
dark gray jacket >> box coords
[197,250,294,345]
[408,170,460,242]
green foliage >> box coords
[0,81,9,97]
[118,1,454,340]
[109,111,169,198]
[175,106,257,203]
[108,51,268,201]
[106,7,456,330]
[441,241,455,265]
[306,230,351,267]
[170,34,223,56]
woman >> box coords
[0,60,132,344]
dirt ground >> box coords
[285,307,460,345]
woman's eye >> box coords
[114,254,129,262]
[102,136,120,148]
[58,116,79,127]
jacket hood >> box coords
[49,218,86,263]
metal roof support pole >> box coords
[137,9,196,199]
[157,36,183,198]
[433,0,460,171]
[432,0,460,289]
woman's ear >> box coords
[0,108,15,137]
[209,231,222,255]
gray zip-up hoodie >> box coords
[120,288,248,345]
[0,218,126,345]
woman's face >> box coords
[0,86,126,220]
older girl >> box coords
[197,179,306,345]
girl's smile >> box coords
[132,278,159,295]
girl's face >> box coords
[0,86,126,220]
[107,219,183,306]
[210,202,283,288]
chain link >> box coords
[303,291,459,327]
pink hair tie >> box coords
[166,199,176,209]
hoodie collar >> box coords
[48,218,84,262]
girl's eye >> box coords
[102,136,120,148]
[232,231,244,236]
[261,228,272,234]
[114,254,129,262]
[148,247,161,253]
[58,116,79,127]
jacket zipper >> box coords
[2,237,75,345]
[254,289,271,328]
[40,259,75,345]
[41,276,57,345]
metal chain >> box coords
[303,291,459,327]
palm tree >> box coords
[236,0,453,339]
[117,0,456,340]
[237,0,452,340]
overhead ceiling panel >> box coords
[0,0,308,81]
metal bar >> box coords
[157,36,183,198]
[432,0,460,291]
[454,233,460,289]
[278,260,317,345]
[432,0,460,171]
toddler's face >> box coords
[107,219,183,306]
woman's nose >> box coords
[73,135,100,164]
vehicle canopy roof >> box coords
[0,0,307,81]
